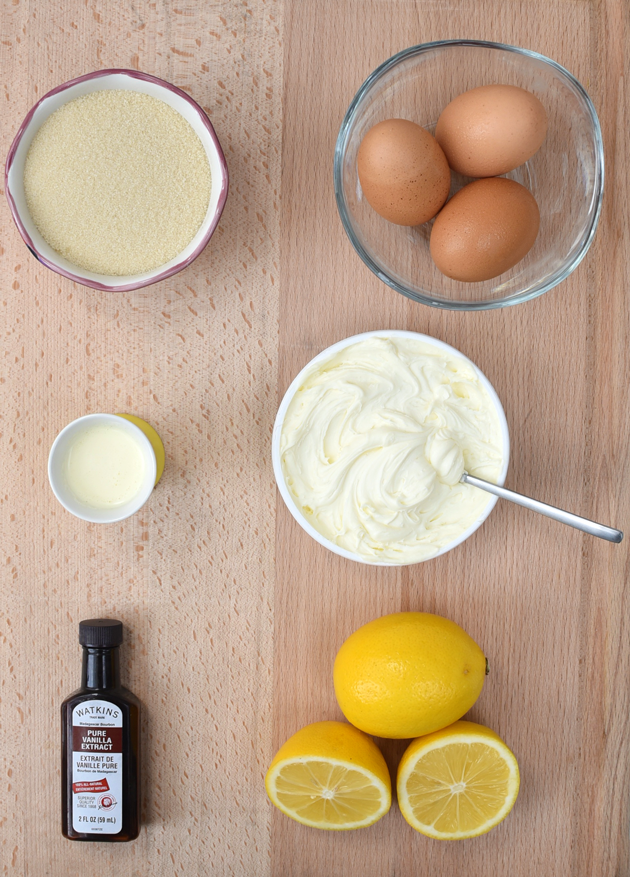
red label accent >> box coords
[72,777,110,794]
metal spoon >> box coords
[461,472,623,543]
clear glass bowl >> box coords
[334,40,604,310]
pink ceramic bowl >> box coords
[5,69,229,292]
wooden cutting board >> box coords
[1,1,628,875]
[276,2,630,875]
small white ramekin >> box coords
[48,413,157,523]
[272,330,510,566]
[5,69,229,291]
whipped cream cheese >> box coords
[280,336,504,563]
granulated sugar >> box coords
[23,89,212,276]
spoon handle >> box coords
[461,472,623,544]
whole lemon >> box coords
[333,612,487,739]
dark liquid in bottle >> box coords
[61,619,140,842]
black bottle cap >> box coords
[79,619,123,648]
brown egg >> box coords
[430,178,540,282]
[435,85,548,177]
[357,119,451,225]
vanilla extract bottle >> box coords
[61,619,141,841]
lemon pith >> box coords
[397,720,520,840]
[334,612,487,739]
[265,721,391,830]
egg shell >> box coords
[357,119,451,226]
[430,177,540,283]
[435,84,548,177]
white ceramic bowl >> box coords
[48,413,157,523]
[272,330,510,565]
[5,69,229,291]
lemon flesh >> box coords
[397,720,520,840]
[265,721,391,830]
[268,758,390,829]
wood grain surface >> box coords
[0,1,628,876]
[0,2,281,875]
[276,1,629,876]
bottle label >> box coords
[71,700,123,834]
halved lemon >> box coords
[397,720,520,840]
[265,721,391,830]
